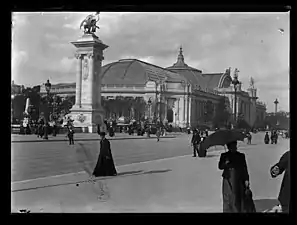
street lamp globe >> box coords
[232,74,240,87]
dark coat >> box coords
[191,133,201,145]
[93,138,117,177]
[219,151,249,182]
[219,151,250,212]
[271,151,290,209]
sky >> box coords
[12,12,289,112]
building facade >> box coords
[40,47,266,128]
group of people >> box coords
[264,130,278,144]
[218,141,290,213]
[191,129,209,157]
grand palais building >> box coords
[40,47,266,128]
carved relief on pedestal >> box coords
[82,57,89,81]
[76,113,86,123]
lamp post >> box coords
[232,68,240,127]
[148,98,152,120]
[187,83,190,128]
[43,79,52,140]
[11,94,15,124]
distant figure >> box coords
[264,132,270,144]
[156,128,161,142]
[92,132,117,177]
[271,131,275,144]
[67,127,75,145]
[97,124,101,135]
[205,129,209,137]
[218,141,251,212]
[270,151,290,213]
[109,126,114,137]
[187,127,191,134]
[246,132,252,144]
[191,129,201,157]
[274,131,278,144]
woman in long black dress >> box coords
[218,141,252,212]
[92,132,117,177]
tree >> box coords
[264,111,289,130]
[236,113,251,130]
[213,97,230,128]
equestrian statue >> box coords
[80,12,100,34]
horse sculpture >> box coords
[80,12,100,34]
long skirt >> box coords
[93,154,117,177]
[222,178,244,212]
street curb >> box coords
[11,135,178,143]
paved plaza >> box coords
[11,132,289,212]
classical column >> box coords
[177,98,180,123]
[75,53,82,107]
[164,98,168,121]
[88,52,94,106]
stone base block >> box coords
[68,107,105,133]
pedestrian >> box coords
[191,129,201,157]
[109,126,114,137]
[270,131,275,144]
[274,131,278,144]
[52,121,57,137]
[264,132,270,144]
[92,132,117,177]
[218,141,251,212]
[67,127,75,145]
[247,132,252,144]
[97,124,101,135]
[156,127,161,142]
[205,129,209,137]
[270,150,290,213]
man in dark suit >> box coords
[270,150,290,213]
[191,129,200,157]
[92,132,117,177]
[218,141,250,212]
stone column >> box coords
[88,52,94,106]
[164,98,168,121]
[75,53,82,107]
[177,98,180,125]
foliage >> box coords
[236,113,251,130]
[264,111,289,130]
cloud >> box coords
[60,57,76,72]
[12,13,28,28]
[12,12,289,112]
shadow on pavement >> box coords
[117,170,144,176]
[206,154,219,158]
[254,199,279,212]
[142,169,172,174]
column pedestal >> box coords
[69,33,108,133]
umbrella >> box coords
[200,129,246,152]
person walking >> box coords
[156,127,161,142]
[247,132,252,144]
[191,129,201,157]
[274,131,278,144]
[271,130,275,144]
[218,141,251,212]
[270,150,290,213]
[264,132,270,144]
[92,132,117,177]
[67,127,75,145]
